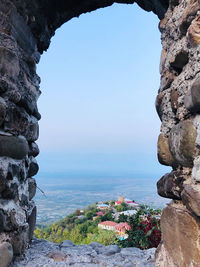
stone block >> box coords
[28,142,39,157]
[168,120,197,167]
[157,134,176,166]
[0,135,28,159]
[28,157,39,177]
[157,171,185,200]
[157,203,200,266]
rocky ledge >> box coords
[11,239,155,267]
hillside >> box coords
[34,198,161,249]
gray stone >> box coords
[0,135,28,159]
[157,133,176,166]
[60,240,75,248]
[157,171,185,200]
[28,157,39,177]
[185,76,200,113]
[28,178,37,200]
[27,206,36,241]
[101,245,121,256]
[0,242,13,267]
[168,120,197,167]
[28,142,39,157]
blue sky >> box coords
[37,3,171,176]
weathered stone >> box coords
[28,178,36,200]
[27,157,39,177]
[26,116,39,142]
[10,225,29,255]
[4,104,29,136]
[0,242,13,267]
[159,70,175,91]
[27,206,36,241]
[187,14,200,46]
[155,92,164,120]
[0,135,28,159]
[157,171,185,200]
[168,120,197,167]
[182,183,200,217]
[28,142,39,157]
[101,245,121,256]
[60,240,75,248]
[47,250,66,262]
[179,0,199,35]
[192,156,200,181]
[0,47,20,79]
[0,97,6,126]
[157,203,200,266]
[0,210,5,232]
[185,76,200,113]
[170,89,178,112]
[157,134,176,166]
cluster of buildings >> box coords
[95,196,141,239]
[98,221,131,239]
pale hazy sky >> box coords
[37,3,171,176]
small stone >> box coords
[155,92,164,120]
[0,135,28,159]
[0,242,13,267]
[157,134,176,166]
[28,157,39,177]
[168,120,197,167]
[185,76,200,113]
[60,240,75,248]
[102,245,121,256]
[170,89,179,112]
[28,142,39,157]
[89,242,103,249]
[27,206,36,241]
[157,171,185,200]
[28,178,37,200]
[47,250,66,262]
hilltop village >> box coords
[35,197,161,249]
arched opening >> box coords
[35,3,170,225]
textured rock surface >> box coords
[156,202,200,267]
[12,239,156,267]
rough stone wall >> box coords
[1,0,200,266]
[156,0,200,265]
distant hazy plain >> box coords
[35,172,169,225]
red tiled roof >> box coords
[115,223,131,232]
[99,221,118,226]
[115,201,122,204]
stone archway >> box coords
[0,0,200,266]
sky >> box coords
[37,3,171,177]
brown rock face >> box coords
[168,121,197,167]
[0,242,13,267]
[187,14,200,46]
[182,183,200,217]
[156,203,200,267]
[185,76,200,113]
[157,171,185,200]
[157,134,176,166]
